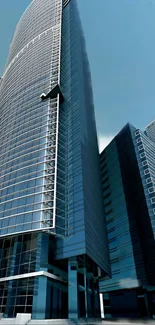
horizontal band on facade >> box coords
[0,270,66,284]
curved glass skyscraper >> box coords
[0,0,110,320]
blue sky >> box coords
[0,0,155,150]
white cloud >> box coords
[98,134,114,153]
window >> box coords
[136,138,142,143]
[112,269,120,275]
[146,177,152,184]
[135,130,140,136]
[103,192,111,200]
[100,154,106,164]
[140,152,146,158]
[110,247,117,253]
[102,184,110,192]
[101,169,108,178]
[142,160,148,167]
[107,227,115,234]
[108,236,116,243]
[102,176,109,184]
[64,0,71,7]
[138,144,144,151]
[148,187,154,194]
[151,197,155,204]
[111,258,119,263]
[144,168,150,175]
[104,200,112,208]
[101,162,107,170]
[106,217,114,224]
[104,209,113,216]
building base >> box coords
[0,233,102,320]
[102,288,155,319]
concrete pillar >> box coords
[52,286,58,318]
[144,292,151,318]
[32,276,47,319]
[68,257,78,320]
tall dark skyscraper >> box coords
[0,0,110,321]
[99,123,155,319]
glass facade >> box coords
[0,0,110,319]
[0,0,63,236]
[0,234,36,317]
[134,127,155,238]
[0,232,69,318]
[132,126,155,286]
[99,137,142,293]
[55,0,110,273]
[145,120,155,144]
[99,123,155,318]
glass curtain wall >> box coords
[0,0,63,236]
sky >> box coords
[0,0,155,151]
